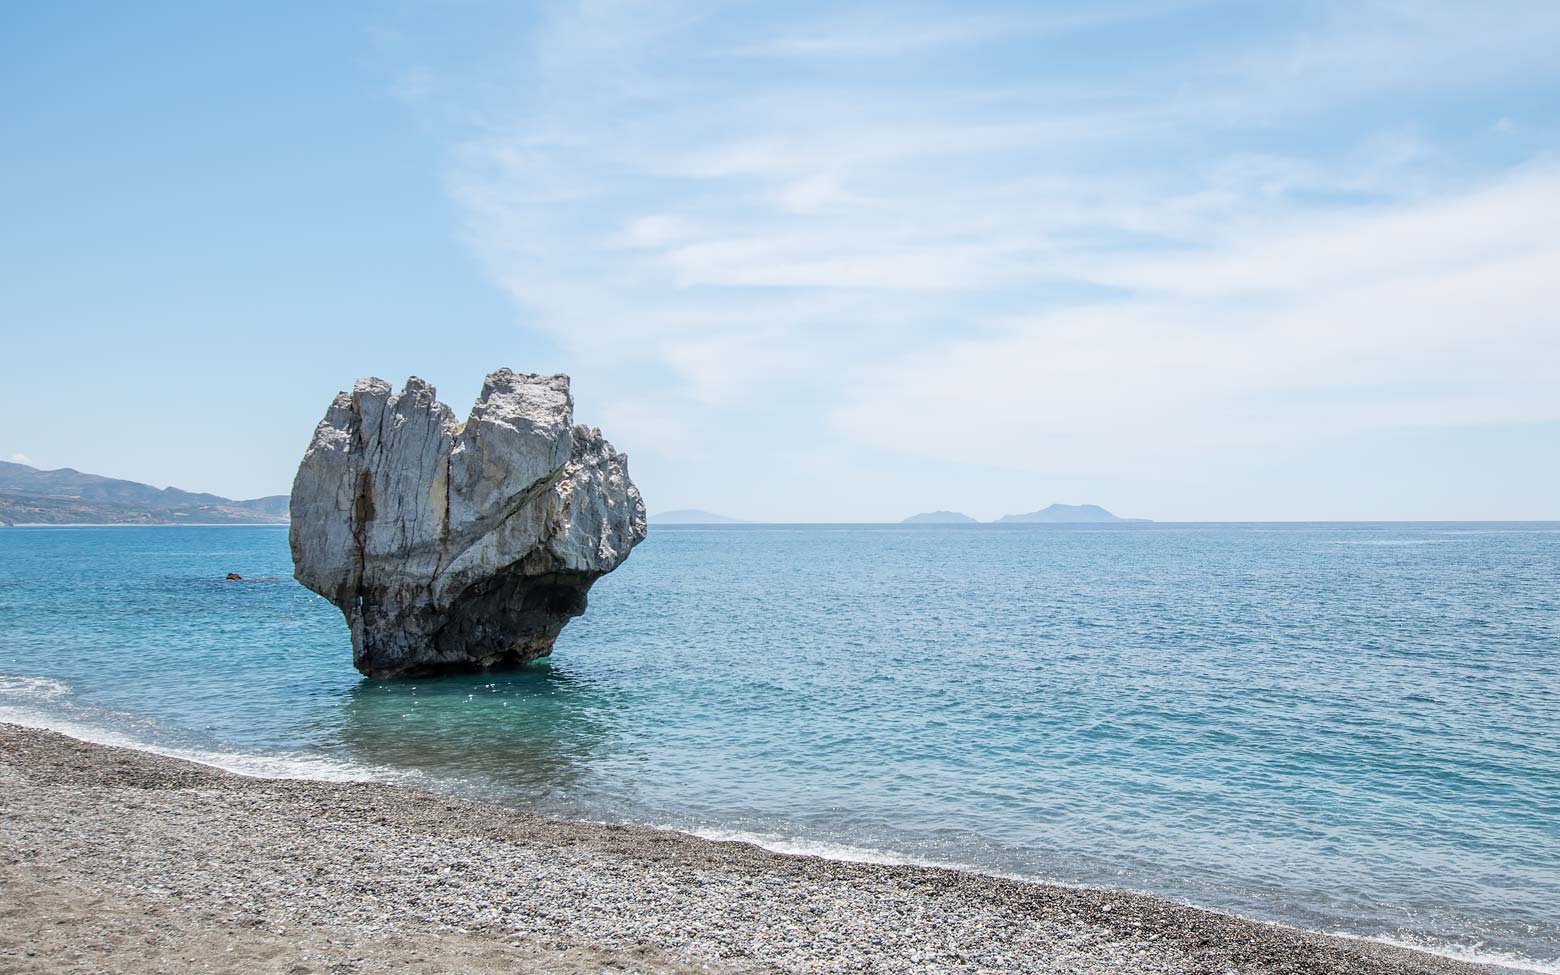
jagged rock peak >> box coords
[289,369,647,678]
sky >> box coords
[2,1,1557,521]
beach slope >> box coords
[0,724,1489,974]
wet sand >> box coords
[0,723,1493,974]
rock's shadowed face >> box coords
[288,369,647,678]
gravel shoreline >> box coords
[1,723,1495,974]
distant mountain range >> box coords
[649,508,747,525]
[0,466,1150,528]
[0,461,288,526]
[904,504,1149,524]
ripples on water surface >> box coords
[1,523,1557,970]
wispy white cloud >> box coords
[727,2,1195,58]
[417,0,1560,515]
[834,165,1560,471]
[1225,1,1560,104]
[391,66,435,105]
[9,452,32,465]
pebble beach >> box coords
[0,723,1495,975]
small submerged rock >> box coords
[224,572,244,581]
[289,369,646,678]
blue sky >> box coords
[3,1,1557,521]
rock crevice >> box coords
[289,369,646,678]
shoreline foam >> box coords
[2,679,1551,974]
[4,705,1549,973]
[1,721,1518,975]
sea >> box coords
[1,522,1557,971]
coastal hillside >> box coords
[901,510,978,523]
[0,460,287,526]
[998,503,1149,524]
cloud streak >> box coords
[415,0,1560,517]
[836,164,1560,472]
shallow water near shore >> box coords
[2,523,1557,971]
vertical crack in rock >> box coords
[289,369,647,678]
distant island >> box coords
[0,467,1152,528]
[901,510,979,524]
[898,504,1150,524]
[997,503,1149,524]
[649,509,746,525]
[0,460,287,526]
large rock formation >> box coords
[289,369,646,678]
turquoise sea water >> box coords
[2,523,1557,970]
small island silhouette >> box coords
[902,504,1150,524]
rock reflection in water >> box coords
[331,662,620,813]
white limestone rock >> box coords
[289,369,646,677]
